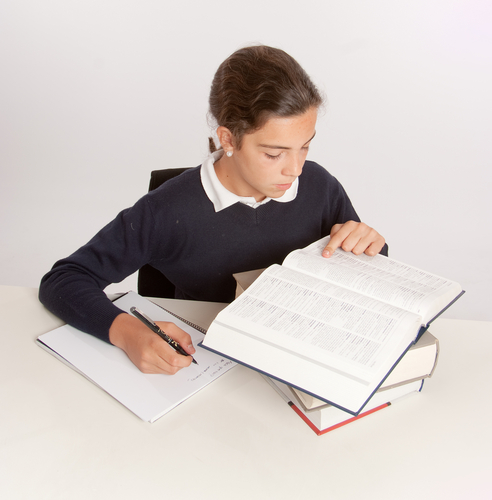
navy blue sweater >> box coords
[39,161,363,342]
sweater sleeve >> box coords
[39,196,157,342]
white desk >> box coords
[1,285,491,500]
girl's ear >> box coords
[216,126,235,151]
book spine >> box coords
[291,402,391,436]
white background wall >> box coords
[1,0,490,320]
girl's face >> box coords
[215,107,318,202]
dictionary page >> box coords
[282,236,463,325]
[202,264,422,414]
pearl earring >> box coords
[226,151,233,157]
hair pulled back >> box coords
[208,45,323,152]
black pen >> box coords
[130,307,197,365]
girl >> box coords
[40,45,385,374]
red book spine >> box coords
[290,402,391,436]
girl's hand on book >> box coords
[322,221,385,258]
[109,313,196,374]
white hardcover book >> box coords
[201,236,462,415]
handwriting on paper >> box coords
[187,358,234,382]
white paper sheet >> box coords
[37,291,235,422]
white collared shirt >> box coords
[200,150,298,212]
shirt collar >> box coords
[200,150,298,213]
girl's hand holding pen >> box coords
[130,307,197,366]
[109,312,196,374]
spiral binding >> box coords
[111,292,208,334]
[156,304,207,334]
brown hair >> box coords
[208,45,323,152]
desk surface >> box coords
[1,285,491,500]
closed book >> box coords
[265,376,424,435]
[292,330,438,411]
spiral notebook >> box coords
[37,291,236,422]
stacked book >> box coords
[201,235,462,435]
[264,329,439,435]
